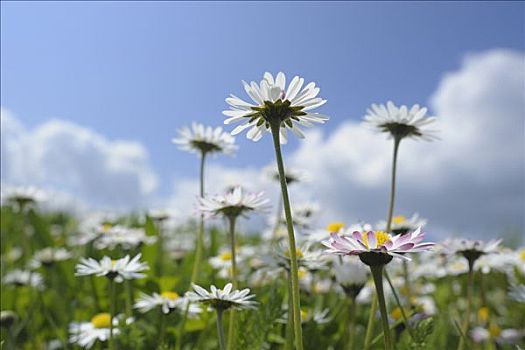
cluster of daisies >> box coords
[1,72,524,350]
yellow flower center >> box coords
[300,309,308,322]
[161,291,179,301]
[219,252,232,261]
[361,231,391,249]
[520,249,525,261]
[285,248,303,259]
[326,222,344,233]
[393,216,406,225]
[101,223,113,233]
[91,313,111,329]
[111,259,117,266]
[391,307,402,321]
[297,269,307,280]
[488,324,501,338]
[478,307,489,323]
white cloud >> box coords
[1,109,158,210]
[168,49,524,239]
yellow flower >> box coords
[391,307,402,321]
[488,324,501,338]
[362,231,391,249]
[392,216,406,225]
[326,222,344,233]
[219,252,232,261]
[520,249,525,261]
[284,248,304,259]
[161,291,179,301]
[478,307,489,323]
[90,313,111,329]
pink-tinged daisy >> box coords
[322,227,434,266]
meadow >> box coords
[1,72,524,350]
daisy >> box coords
[172,122,237,156]
[185,283,256,311]
[29,247,72,268]
[93,225,156,251]
[223,72,328,144]
[265,165,310,185]
[134,291,201,315]
[197,186,269,220]
[75,254,148,282]
[3,269,44,289]
[0,310,18,329]
[1,185,46,209]
[322,227,434,266]
[333,257,369,299]
[69,313,130,349]
[444,238,501,266]
[266,243,327,272]
[376,213,427,235]
[147,208,171,223]
[363,101,437,141]
[470,325,523,345]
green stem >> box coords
[370,265,393,350]
[364,294,377,350]
[216,309,227,350]
[270,122,303,350]
[109,279,116,350]
[159,313,166,347]
[125,280,133,318]
[156,221,164,277]
[457,261,474,350]
[227,216,238,350]
[384,269,414,340]
[386,137,401,232]
[286,269,295,350]
[347,298,357,350]
[176,151,207,350]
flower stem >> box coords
[227,216,238,350]
[286,269,295,350]
[345,298,357,350]
[364,294,377,350]
[125,280,133,318]
[270,122,303,350]
[109,279,116,350]
[384,269,414,340]
[370,265,393,350]
[457,260,474,350]
[176,151,207,350]
[159,313,166,347]
[386,137,401,232]
[216,309,227,350]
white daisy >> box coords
[223,72,329,144]
[197,186,269,219]
[134,291,201,315]
[147,208,171,223]
[263,243,327,272]
[3,269,44,289]
[69,313,129,349]
[0,310,18,328]
[185,283,257,311]
[93,225,156,250]
[1,185,46,208]
[376,213,427,235]
[333,257,369,298]
[265,165,310,185]
[172,122,237,156]
[75,254,148,282]
[444,238,501,265]
[363,101,437,141]
[29,247,72,268]
[470,326,523,345]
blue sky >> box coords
[1,2,524,238]
[2,1,524,193]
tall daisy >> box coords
[443,238,502,350]
[186,283,256,350]
[75,254,148,348]
[224,72,328,350]
[323,228,434,350]
[198,185,267,347]
[172,123,237,350]
[363,101,437,232]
